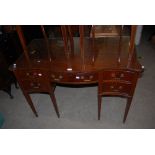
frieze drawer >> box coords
[21,79,49,92]
[16,69,48,80]
[50,72,97,83]
[102,70,136,82]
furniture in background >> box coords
[0,52,16,98]
[0,28,21,98]
[0,112,4,128]
[12,25,143,122]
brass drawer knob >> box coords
[30,82,40,88]
[59,75,63,79]
[76,76,80,79]
[111,73,116,77]
[81,76,84,79]
[110,85,114,89]
[89,75,93,79]
[38,73,42,76]
[119,86,123,89]
[26,72,30,76]
[51,74,55,78]
[54,78,60,81]
[84,79,91,82]
[120,73,124,78]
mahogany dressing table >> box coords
[12,25,143,122]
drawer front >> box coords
[17,69,47,80]
[101,82,132,95]
[102,70,135,82]
[21,79,49,92]
[50,72,97,83]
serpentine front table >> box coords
[12,26,143,122]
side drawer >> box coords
[101,81,132,95]
[21,79,49,92]
[102,70,135,82]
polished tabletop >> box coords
[14,36,142,73]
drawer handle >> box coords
[26,72,30,76]
[33,73,37,76]
[114,77,121,80]
[27,72,43,77]
[33,86,40,89]
[120,74,124,78]
[76,76,80,79]
[30,82,40,89]
[119,86,123,89]
[113,89,118,92]
[89,75,94,79]
[111,73,116,77]
[38,73,42,76]
[51,74,55,78]
[110,86,114,89]
[81,76,84,79]
[84,79,91,82]
[54,78,60,81]
[110,86,118,92]
[59,75,63,79]
[111,73,121,80]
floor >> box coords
[0,26,155,129]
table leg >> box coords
[123,97,133,123]
[49,92,60,118]
[98,95,102,120]
[23,91,38,117]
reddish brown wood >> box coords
[128,25,137,66]
[49,91,60,118]
[13,25,142,122]
[61,26,68,53]
[79,25,85,57]
[14,26,60,118]
[123,97,133,123]
[91,25,122,38]
[41,25,51,61]
[91,25,95,39]
[129,25,137,55]
[16,26,30,65]
[98,69,140,122]
[13,68,60,118]
[23,91,38,117]
[98,94,102,120]
[67,26,74,54]
[117,26,123,66]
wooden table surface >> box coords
[14,36,141,74]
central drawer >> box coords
[50,72,98,83]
